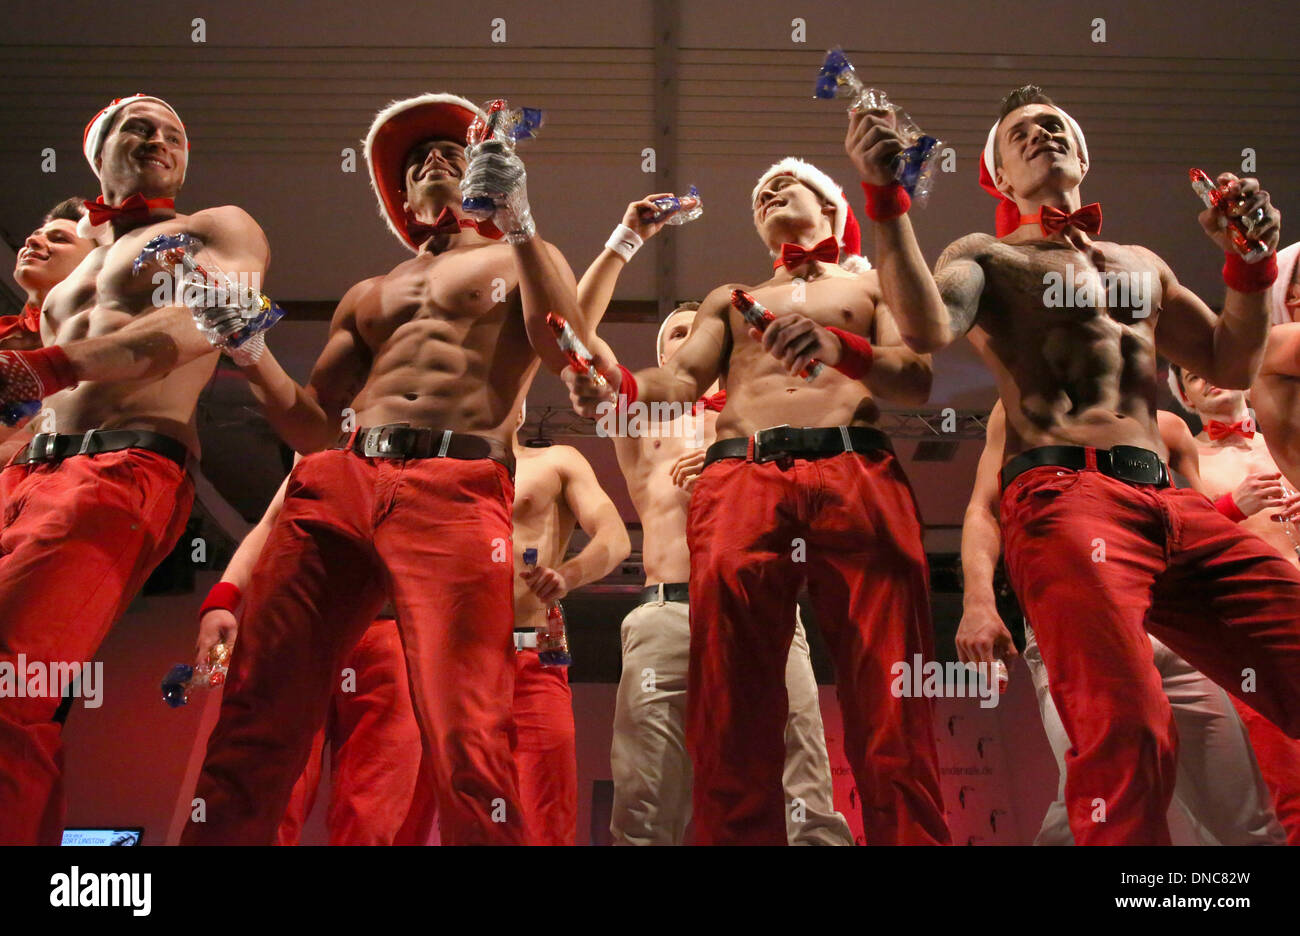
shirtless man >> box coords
[875,83,1300,844]
[178,92,586,845]
[5,198,92,351]
[1166,365,1300,843]
[1,199,95,465]
[0,95,270,845]
[960,401,1287,845]
[509,408,630,845]
[576,197,850,844]
[566,158,948,845]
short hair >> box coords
[993,85,1056,168]
[43,197,85,225]
[1166,362,1191,410]
[655,301,702,363]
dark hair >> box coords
[993,85,1056,168]
[43,197,86,225]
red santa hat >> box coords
[751,157,871,274]
[978,105,1089,236]
[363,92,486,251]
[83,94,188,181]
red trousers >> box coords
[1230,695,1300,845]
[0,449,192,844]
[514,648,577,845]
[276,617,438,846]
[1001,464,1300,845]
[685,448,949,845]
[182,447,525,845]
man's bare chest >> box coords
[360,250,518,344]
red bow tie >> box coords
[83,193,176,228]
[774,236,839,271]
[1020,203,1103,237]
[695,390,727,414]
[411,207,503,250]
[1206,419,1255,441]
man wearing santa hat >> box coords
[573,195,851,845]
[563,150,948,845]
[0,94,271,844]
[869,83,1300,845]
[180,92,586,846]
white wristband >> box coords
[605,224,643,262]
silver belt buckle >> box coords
[28,432,59,462]
[753,424,792,463]
[362,425,398,458]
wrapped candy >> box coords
[1189,169,1272,263]
[161,642,231,708]
[546,312,610,394]
[643,186,704,226]
[132,233,284,366]
[730,289,823,382]
[814,47,942,204]
[523,547,571,667]
[461,99,544,224]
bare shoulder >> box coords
[937,232,998,268]
[547,443,595,475]
[1120,242,1174,275]
[188,204,263,239]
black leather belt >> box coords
[1000,444,1170,492]
[13,429,188,468]
[638,582,690,605]
[333,424,515,477]
[703,424,893,469]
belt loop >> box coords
[657,583,665,607]
[77,429,98,457]
[839,425,854,453]
[436,430,452,458]
[1084,447,1098,471]
[746,436,756,463]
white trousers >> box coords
[1024,623,1285,845]
[610,596,852,845]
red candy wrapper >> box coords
[730,289,824,382]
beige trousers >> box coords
[610,595,852,845]
[1024,623,1285,845]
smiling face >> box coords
[95,100,187,200]
[13,218,94,300]
[752,175,835,252]
[994,103,1085,203]
[402,137,468,221]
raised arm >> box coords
[846,109,979,353]
[517,238,585,375]
[1155,173,1281,390]
[577,195,675,330]
[955,401,1018,666]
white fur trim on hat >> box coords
[363,92,487,251]
[751,157,871,273]
[83,95,187,181]
[981,105,1089,196]
[752,157,847,245]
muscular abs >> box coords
[962,235,1169,462]
[347,244,539,448]
[713,272,883,440]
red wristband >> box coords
[1213,492,1247,523]
[861,181,911,223]
[26,345,78,395]
[200,581,242,619]
[616,364,638,406]
[825,326,875,379]
[1223,251,1278,293]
